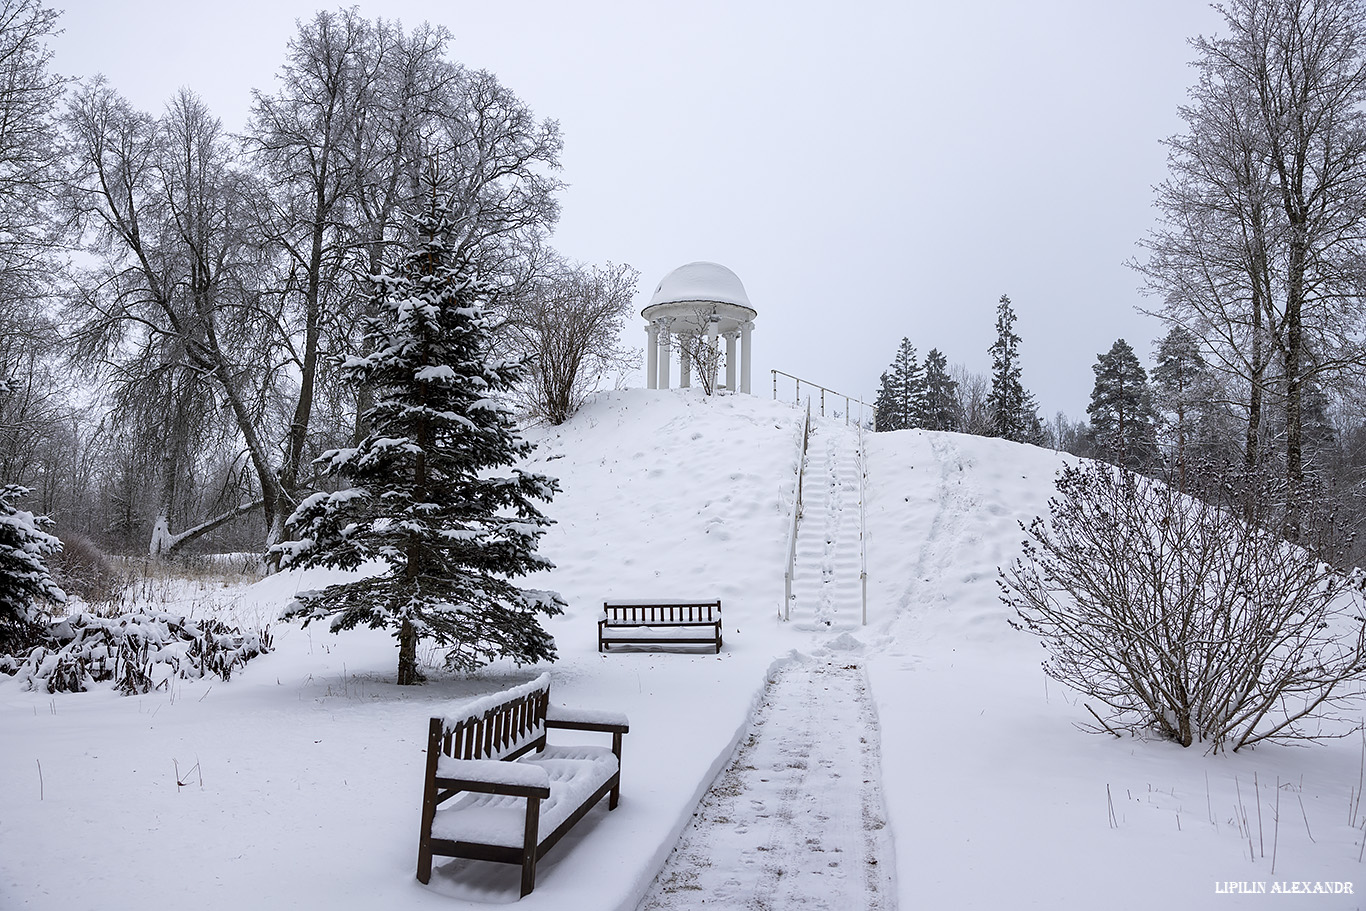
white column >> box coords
[679,333,692,388]
[645,321,659,390]
[658,321,672,389]
[740,320,753,394]
[724,330,738,392]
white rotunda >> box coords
[643,261,756,394]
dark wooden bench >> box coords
[416,673,629,897]
[598,599,723,653]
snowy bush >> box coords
[0,610,272,695]
[1001,461,1366,752]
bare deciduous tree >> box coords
[1135,0,1366,530]
[248,11,564,547]
[0,0,71,514]
[507,257,639,424]
[671,308,728,396]
[949,364,992,436]
[1003,460,1366,752]
[62,82,272,556]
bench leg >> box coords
[417,843,432,885]
[609,732,623,810]
[417,718,442,884]
[521,796,542,897]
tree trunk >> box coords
[397,618,420,686]
[1283,230,1307,540]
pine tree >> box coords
[873,370,898,432]
[0,484,64,654]
[1087,338,1157,469]
[986,294,1034,442]
[921,348,960,432]
[274,195,564,685]
[1152,325,1209,487]
[872,338,927,431]
[893,337,927,429]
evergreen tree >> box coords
[892,337,927,429]
[0,484,64,653]
[1301,381,1336,471]
[921,348,960,432]
[1152,325,1210,487]
[873,369,898,432]
[986,294,1034,442]
[274,195,564,685]
[1087,338,1157,469]
[872,337,927,431]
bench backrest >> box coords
[437,673,550,762]
[602,600,721,624]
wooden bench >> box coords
[416,673,629,897]
[597,599,723,653]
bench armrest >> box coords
[435,757,551,798]
[546,705,630,734]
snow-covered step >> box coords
[789,421,864,631]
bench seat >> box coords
[431,744,619,849]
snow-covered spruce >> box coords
[273,198,563,685]
[0,610,272,695]
[0,484,65,654]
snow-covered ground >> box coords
[3,388,1364,909]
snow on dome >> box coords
[647,262,752,310]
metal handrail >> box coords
[771,370,874,429]
[857,419,868,625]
[781,399,812,621]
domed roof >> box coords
[647,261,752,309]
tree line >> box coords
[873,293,1045,445]
[878,0,1366,558]
[0,2,637,560]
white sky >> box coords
[52,0,1228,419]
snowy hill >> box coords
[2,389,1363,910]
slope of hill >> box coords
[1,389,1362,910]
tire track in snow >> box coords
[636,661,896,911]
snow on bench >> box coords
[416,673,630,897]
[598,599,723,653]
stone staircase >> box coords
[788,420,864,631]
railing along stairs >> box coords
[781,399,812,621]
[776,371,871,625]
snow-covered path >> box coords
[789,422,864,631]
[635,659,896,911]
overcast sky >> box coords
[53,0,1229,420]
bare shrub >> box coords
[1002,461,1366,752]
[49,533,127,610]
[507,259,640,424]
[672,308,726,395]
